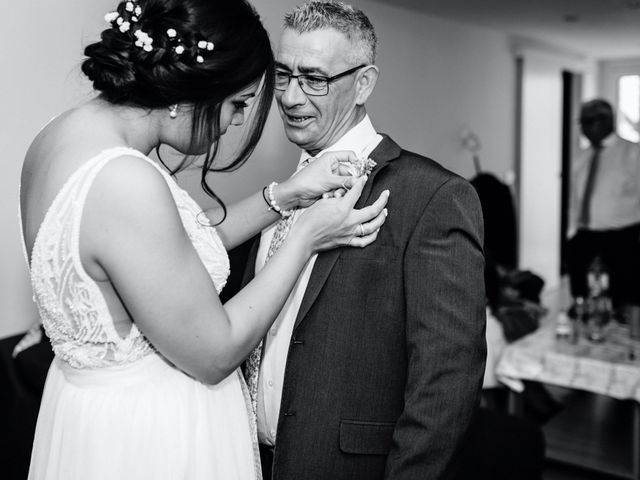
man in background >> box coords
[567,99,640,317]
[244,2,486,479]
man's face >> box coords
[579,103,614,146]
[275,28,361,154]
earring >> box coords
[168,104,178,119]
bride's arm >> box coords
[211,151,361,250]
[84,156,388,385]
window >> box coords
[617,74,640,142]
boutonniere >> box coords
[341,156,377,177]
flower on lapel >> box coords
[341,156,377,177]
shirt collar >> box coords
[299,115,380,165]
[598,132,618,149]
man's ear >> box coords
[355,65,379,105]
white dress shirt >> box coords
[255,115,382,446]
[569,133,640,236]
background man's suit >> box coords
[238,135,486,480]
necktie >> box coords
[244,157,311,415]
[578,144,602,228]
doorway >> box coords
[559,70,582,276]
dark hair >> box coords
[580,98,614,120]
[82,0,275,218]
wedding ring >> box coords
[358,224,365,237]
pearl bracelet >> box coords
[266,182,294,218]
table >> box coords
[496,318,640,479]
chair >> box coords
[0,328,54,480]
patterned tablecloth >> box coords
[496,319,640,401]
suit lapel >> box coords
[293,135,402,329]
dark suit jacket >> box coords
[240,135,486,480]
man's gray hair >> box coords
[283,1,377,64]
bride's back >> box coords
[21,105,141,340]
[22,105,121,255]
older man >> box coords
[244,2,486,479]
[567,99,640,314]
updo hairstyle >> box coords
[82,0,275,207]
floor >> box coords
[545,460,622,480]
[482,382,636,480]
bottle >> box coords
[555,311,573,343]
[585,257,611,342]
[569,296,585,344]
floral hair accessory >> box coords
[103,1,215,63]
[104,11,119,23]
[195,40,215,63]
[115,17,131,33]
[134,29,153,52]
[166,28,186,56]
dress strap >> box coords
[26,147,165,274]
[65,147,167,276]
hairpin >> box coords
[166,28,185,55]
[134,29,153,52]
[195,40,215,63]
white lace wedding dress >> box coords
[24,147,260,480]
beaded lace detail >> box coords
[26,147,230,369]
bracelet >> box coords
[261,185,271,209]
[266,182,294,218]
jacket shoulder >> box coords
[393,147,472,194]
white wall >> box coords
[1,1,114,337]
[599,57,640,106]
[2,0,517,337]
[518,51,564,286]
[516,48,596,289]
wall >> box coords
[1,1,114,337]
[518,51,564,285]
[2,0,516,337]
[599,57,640,109]
[516,47,596,289]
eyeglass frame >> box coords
[578,113,611,126]
[273,64,368,96]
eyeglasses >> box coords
[274,64,367,96]
[579,114,611,125]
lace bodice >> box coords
[23,147,230,368]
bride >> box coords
[19,0,388,478]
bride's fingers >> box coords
[346,206,388,247]
[336,163,358,177]
[355,208,387,236]
[321,173,358,193]
[348,225,381,248]
[320,151,359,174]
[350,189,390,224]
[341,175,368,207]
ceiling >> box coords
[375,0,640,60]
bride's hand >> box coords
[292,176,389,253]
[276,151,362,209]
